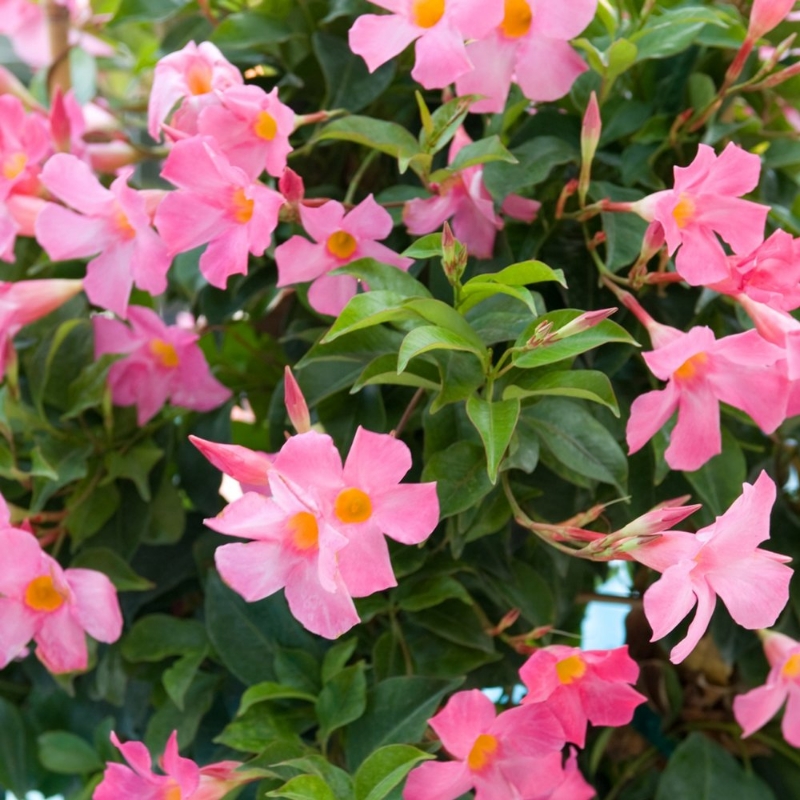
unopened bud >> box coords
[486,608,521,636]
[748,0,797,41]
[579,92,601,206]
[751,59,800,89]
[279,167,305,205]
[49,87,72,152]
[440,221,467,285]
[526,320,554,347]
[284,366,311,434]
[551,307,617,340]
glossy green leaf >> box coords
[322,291,415,343]
[352,353,440,393]
[422,441,494,518]
[69,547,154,591]
[163,649,208,711]
[354,745,435,800]
[503,370,620,417]
[267,775,337,800]
[466,396,521,483]
[37,732,103,775]
[402,234,442,259]
[430,135,516,182]
[631,7,727,61]
[332,259,431,298]
[238,682,318,716]
[316,662,367,745]
[121,615,207,662]
[321,639,358,685]
[398,326,486,373]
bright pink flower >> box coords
[155,136,284,289]
[93,306,231,425]
[275,195,412,316]
[748,0,797,40]
[36,154,171,318]
[197,84,294,180]
[147,41,242,140]
[550,749,596,800]
[349,0,503,90]
[633,143,768,285]
[634,472,792,664]
[0,501,121,673]
[734,630,800,746]
[519,645,645,747]
[455,0,596,113]
[403,689,567,800]
[734,293,800,380]
[94,730,260,800]
[0,95,49,194]
[404,128,540,259]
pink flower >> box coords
[275,195,412,316]
[633,143,768,285]
[748,0,797,40]
[402,689,567,800]
[197,84,294,180]
[155,136,285,289]
[634,472,792,664]
[147,41,242,140]
[189,435,272,497]
[455,0,597,113]
[0,501,122,673]
[404,128,539,259]
[519,645,645,747]
[349,0,503,90]
[36,154,171,318]
[734,630,800,746]
[0,95,49,194]
[93,306,231,425]
[551,749,596,800]
[94,730,260,800]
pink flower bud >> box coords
[284,366,311,433]
[279,167,305,204]
[579,92,601,205]
[49,87,71,153]
[748,0,797,40]
[552,307,617,340]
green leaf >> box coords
[210,11,295,49]
[66,482,121,546]
[322,292,415,343]
[429,350,486,413]
[398,326,486,373]
[277,757,354,800]
[103,440,164,502]
[267,775,337,800]
[354,745,435,800]
[402,234,442,259]
[419,95,478,155]
[403,298,486,349]
[352,354,440,393]
[331,259,430,298]
[459,260,566,313]
[238,683,318,716]
[503,370,620,417]
[64,353,118,419]
[69,547,154,591]
[37,732,103,775]
[316,662,367,746]
[422,441,494,518]
[466,396,521,483]
[683,428,746,517]
[395,575,472,612]
[429,135,516,182]
[113,0,189,21]
[0,698,29,798]
[144,476,186,545]
[631,7,727,61]
[322,639,358,685]
[121,614,207,662]
[163,649,208,711]
[604,38,638,87]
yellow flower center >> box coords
[149,339,180,369]
[672,194,695,229]
[326,230,358,260]
[24,575,65,613]
[556,654,587,684]
[288,511,319,551]
[254,110,278,141]
[500,0,533,38]
[412,0,445,28]
[334,487,373,524]
[112,205,136,240]
[467,734,499,772]
[163,783,183,800]
[2,152,27,180]
[674,351,708,382]
[783,653,800,680]
[231,187,255,224]
[185,61,213,95]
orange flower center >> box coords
[112,205,136,240]
[326,230,358,260]
[185,61,213,95]
[149,339,180,369]
[672,194,695,229]
[412,0,445,28]
[2,152,27,180]
[467,734,499,772]
[334,487,373,524]
[254,110,278,141]
[674,351,708,382]
[783,653,800,680]
[231,187,255,224]
[556,654,587,684]
[24,575,65,613]
[500,0,533,38]
[163,782,183,800]
[288,511,319,551]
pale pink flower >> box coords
[403,689,567,800]
[734,293,800,380]
[155,136,284,289]
[519,645,645,747]
[455,0,596,113]
[147,40,242,140]
[275,195,412,316]
[633,143,768,285]
[348,0,503,90]
[93,306,231,425]
[36,154,171,318]
[404,128,540,259]
[189,435,272,497]
[734,630,800,746]
[94,730,260,800]
[197,84,294,180]
[633,472,792,664]
[0,95,49,195]
[0,501,122,673]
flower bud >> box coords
[441,221,467,285]
[284,366,311,434]
[579,91,601,205]
[748,0,797,41]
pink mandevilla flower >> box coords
[404,127,540,259]
[93,306,231,426]
[0,500,122,673]
[519,645,645,747]
[36,153,171,318]
[349,0,503,90]
[94,730,261,800]
[275,194,413,317]
[155,136,285,289]
[633,143,768,285]
[403,689,568,800]
[633,471,792,664]
[147,40,242,140]
[456,0,597,113]
[734,630,800,747]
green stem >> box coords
[343,150,378,205]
